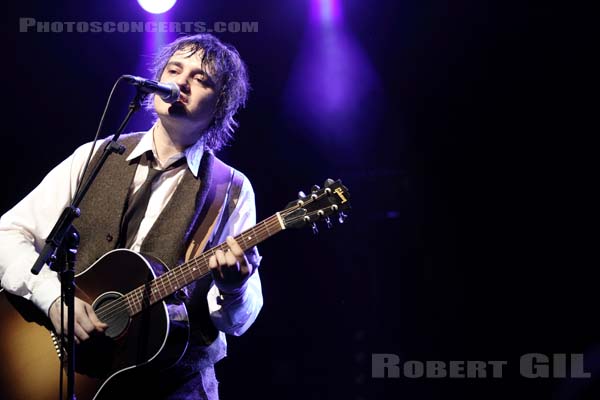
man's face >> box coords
[154,48,220,132]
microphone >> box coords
[122,75,180,103]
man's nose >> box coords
[174,75,190,93]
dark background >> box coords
[3,1,596,399]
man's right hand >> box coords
[48,297,108,344]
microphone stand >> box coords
[30,86,146,400]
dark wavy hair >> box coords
[146,34,249,151]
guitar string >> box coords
[92,209,288,320]
[94,197,339,322]
[93,194,315,320]
[93,221,276,320]
[92,203,293,320]
[95,207,334,322]
[94,216,283,321]
[94,190,342,321]
[94,191,343,321]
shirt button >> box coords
[106,234,113,242]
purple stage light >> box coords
[138,0,177,14]
[284,0,380,142]
[311,0,342,25]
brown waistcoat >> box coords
[72,132,220,345]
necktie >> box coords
[120,152,187,248]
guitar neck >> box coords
[125,213,285,315]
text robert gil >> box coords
[372,353,591,379]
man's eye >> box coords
[168,69,178,74]
[196,77,212,87]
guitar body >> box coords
[0,249,190,400]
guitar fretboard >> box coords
[123,213,284,315]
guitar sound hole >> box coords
[93,292,130,339]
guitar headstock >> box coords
[280,179,351,231]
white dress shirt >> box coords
[0,128,263,340]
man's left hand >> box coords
[208,236,253,294]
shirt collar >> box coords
[126,125,205,177]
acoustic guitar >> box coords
[0,180,350,400]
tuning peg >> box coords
[296,190,306,206]
[310,185,320,199]
[338,212,347,224]
[311,223,319,235]
[325,217,332,229]
[324,179,336,194]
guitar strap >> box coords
[184,157,244,262]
